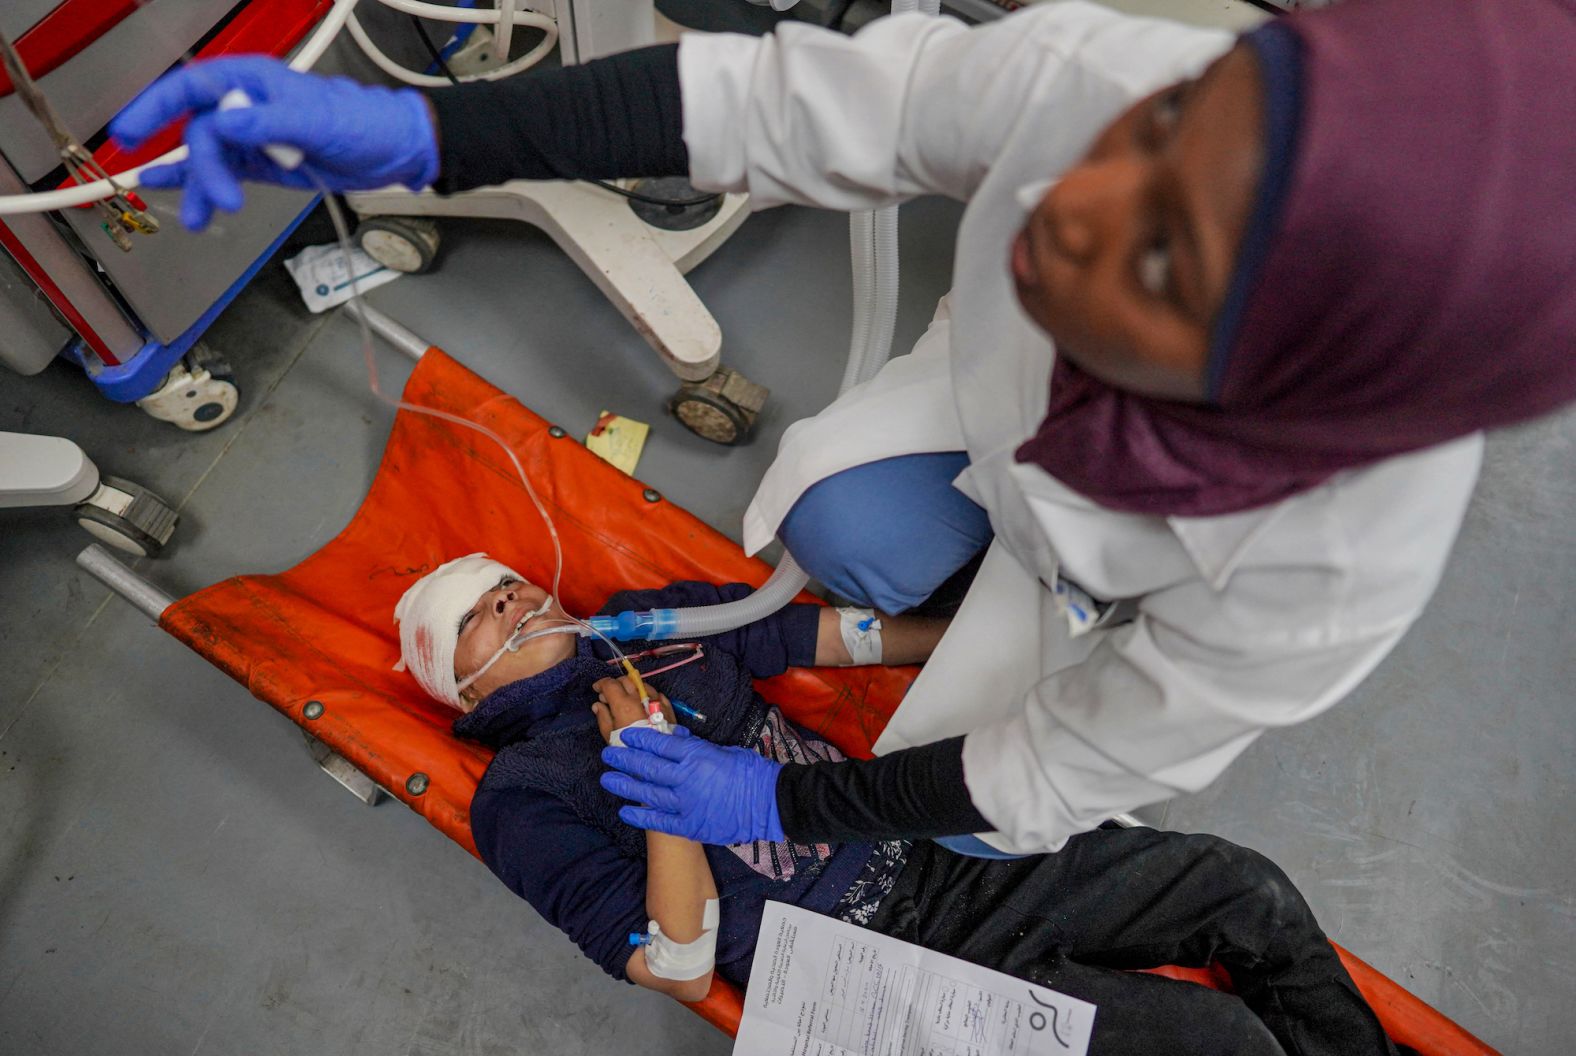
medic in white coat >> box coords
[113,0,1576,854]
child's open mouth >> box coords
[507,596,556,644]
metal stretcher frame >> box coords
[78,315,1500,1055]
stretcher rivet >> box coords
[548,426,567,439]
[303,701,325,720]
[406,772,430,796]
[642,488,662,503]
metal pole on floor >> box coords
[76,543,175,622]
[77,542,385,806]
[342,299,431,362]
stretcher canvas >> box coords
[158,349,1497,1055]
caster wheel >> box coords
[623,177,724,232]
[74,475,178,557]
[669,367,769,446]
[135,343,239,432]
[356,216,440,274]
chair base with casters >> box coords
[77,339,1499,1056]
[1,431,178,557]
[345,179,765,445]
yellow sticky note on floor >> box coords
[585,411,650,476]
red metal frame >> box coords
[0,216,121,363]
[0,0,334,367]
[77,0,335,175]
[0,0,141,99]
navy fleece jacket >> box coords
[454,582,873,985]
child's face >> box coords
[453,576,578,708]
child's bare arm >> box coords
[593,677,718,1002]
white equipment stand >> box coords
[346,0,766,445]
[0,432,179,556]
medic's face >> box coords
[453,576,577,708]
[1012,45,1265,402]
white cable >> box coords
[494,0,518,71]
[377,0,507,23]
[0,0,359,216]
[291,0,364,70]
[0,150,181,216]
[0,0,559,215]
[347,7,556,89]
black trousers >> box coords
[867,826,1395,1056]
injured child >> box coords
[395,554,1397,1056]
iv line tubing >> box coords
[315,174,648,703]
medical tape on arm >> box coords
[608,718,670,748]
[643,898,721,981]
[837,607,883,665]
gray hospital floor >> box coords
[2,192,1572,1055]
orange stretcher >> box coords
[91,347,1498,1055]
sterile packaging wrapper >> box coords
[284,243,402,313]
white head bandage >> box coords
[837,607,884,666]
[643,899,720,981]
[393,553,525,710]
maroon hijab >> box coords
[1018,0,1576,517]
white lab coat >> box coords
[679,3,1483,852]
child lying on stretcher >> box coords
[395,554,1397,1056]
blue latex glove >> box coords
[601,726,786,845]
[109,56,439,231]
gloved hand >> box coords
[109,56,439,232]
[601,726,786,845]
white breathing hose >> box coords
[657,206,905,640]
[0,0,556,215]
[656,166,901,638]
[658,214,900,637]
[846,205,901,388]
[653,0,941,641]
[655,551,811,638]
[839,210,876,392]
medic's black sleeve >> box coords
[422,43,688,195]
[775,737,993,843]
